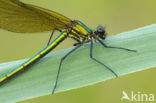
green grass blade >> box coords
[0,24,156,103]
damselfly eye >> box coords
[97,25,104,33]
[96,25,106,40]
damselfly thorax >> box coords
[66,20,96,44]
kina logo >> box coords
[121,91,154,102]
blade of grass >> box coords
[0,24,156,103]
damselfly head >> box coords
[95,25,106,40]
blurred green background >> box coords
[0,0,156,103]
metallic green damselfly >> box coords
[0,0,136,93]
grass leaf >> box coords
[0,24,156,103]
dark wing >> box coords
[0,0,71,33]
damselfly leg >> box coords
[95,37,137,52]
[52,39,85,94]
[90,34,118,77]
[47,30,55,45]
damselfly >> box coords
[0,0,136,93]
